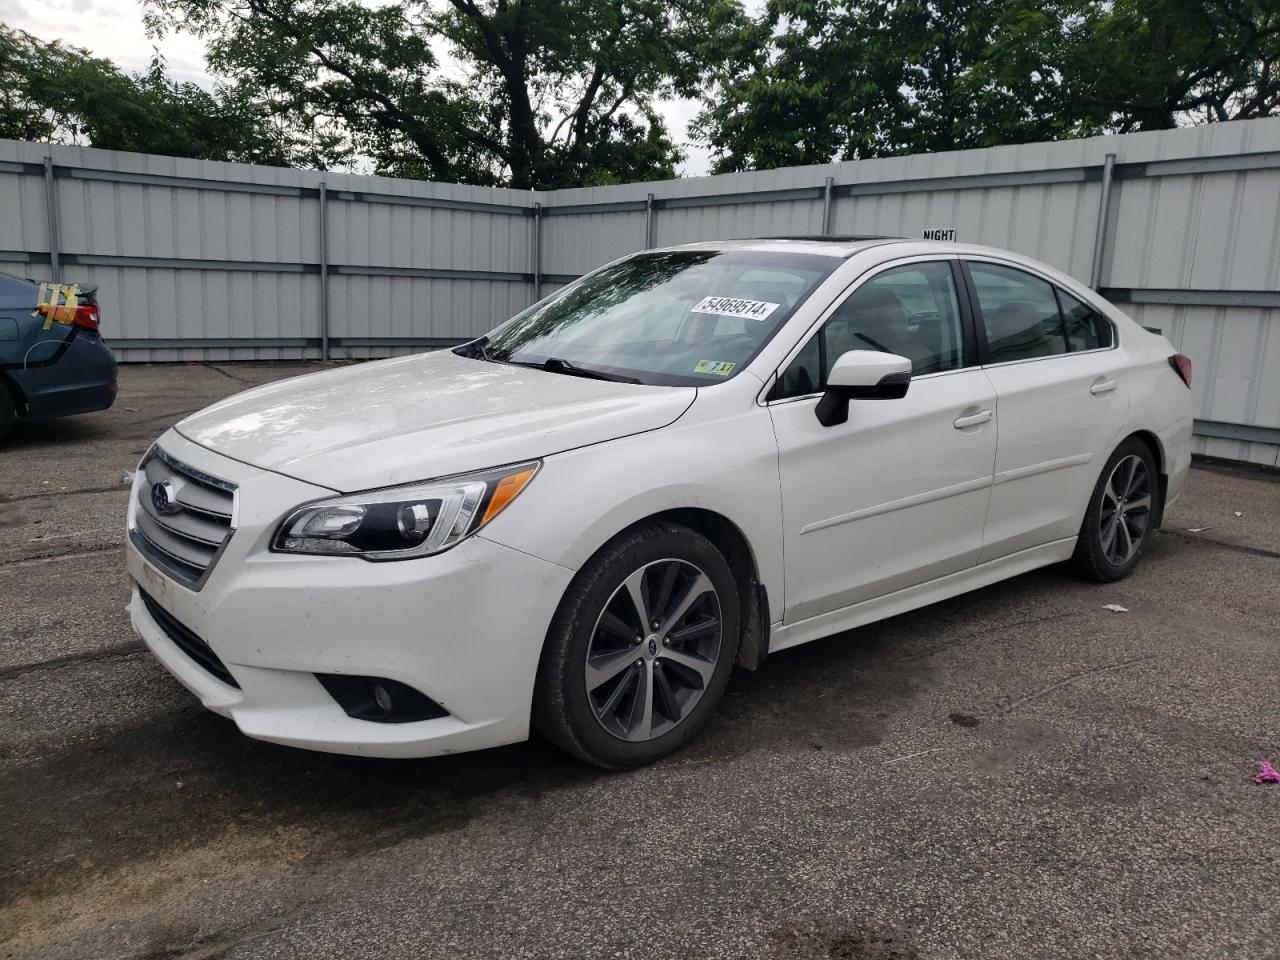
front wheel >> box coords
[533,521,740,769]
[1071,439,1159,582]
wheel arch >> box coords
[1124,428,1168,528]
[575,506,772,672]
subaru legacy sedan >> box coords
[126,238,1192,768]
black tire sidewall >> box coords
[0,381,14,442]
[539,523,740,768]
[1078,439,1159,581]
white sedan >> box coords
[126,238,1193,768]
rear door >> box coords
[767,258,997,625]
[961,259,1131,562]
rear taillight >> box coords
[35,300,99,330]
[72,303,100,331]
[1169,353,1192,388]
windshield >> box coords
[480,249,841,386]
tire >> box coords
[1070,438,1160,582]
[533,521,741,769]
[0,380,14,443]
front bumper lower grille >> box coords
[140,589,240,689]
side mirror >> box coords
[815,350,911,427]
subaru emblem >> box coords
[151,479,180,516]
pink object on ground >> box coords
[1255,761,1280,784]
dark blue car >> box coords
[0,271,117,440]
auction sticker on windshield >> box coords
[691,296,780,321]
[694,360,736,376]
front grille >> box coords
[131,447,236,588]
[140,589,240,689]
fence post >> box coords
[821,176,834,236]
[645,193,655,248]
[533,202,543,301]
[1089,153,1117,291]
[318,181,330,361]
[43,157,61,282]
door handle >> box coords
[1090,378,1118,396]
[953,409,992,429]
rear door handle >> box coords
[1090,378,1118,396]
[953,409,993,429]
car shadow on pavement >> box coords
[4,416,109,451]
[1,566,1069,912]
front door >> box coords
[767,259,997,626]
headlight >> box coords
[272,462,539,560]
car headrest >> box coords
[847,286,907,329]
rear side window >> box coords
[968,263,1067,362]
[1058,289,1114,351]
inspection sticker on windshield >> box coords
[691,296,780,322]
[694,360,736,376]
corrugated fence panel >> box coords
[1125,302,1280,467]
[542,211,645,278]
[328,202,529,274]
[0,164,49,261]
[657,198,822,248]
[4,118,1280,464]
[329,275,533,344]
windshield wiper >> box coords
[506,357,642,384]
[455,335,492,361]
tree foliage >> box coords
[694,0,1280,173]
[0,23,287,162]
[142,0,748,188]
[7,0,1279,185]
[1063,0,1280,131]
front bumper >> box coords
[127,430,575,759]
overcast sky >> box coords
[1,0,714,177]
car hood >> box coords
[176,351,697,491]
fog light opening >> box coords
[315,674,449,724]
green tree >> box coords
[0,23,288,162]
[694,0,1089,173]
[1063,0,1280,131]
[143,0,750,188]
[694,0,1280,174]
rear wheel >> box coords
[1071,439,1159,582]
[533,521,740,768]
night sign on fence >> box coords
[923,227,957,241]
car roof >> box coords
[656,237,907,259]
[652,238,1095,293]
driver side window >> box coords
[772,261,966,400]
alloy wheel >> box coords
[1100,454,1153,565]
[584,558,722,742]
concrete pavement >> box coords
[2,362,1277,960]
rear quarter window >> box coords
[1057,289,1115,350]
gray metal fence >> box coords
[2,118,1278,466]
